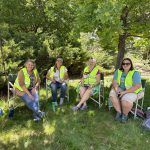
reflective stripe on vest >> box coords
[14,68,38,91]
[83,66,99,85]
[117,69,142,93]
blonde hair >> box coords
[24,59,36,68]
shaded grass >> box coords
[0,78,150,150]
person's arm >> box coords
[112,70,119,92]
[112,79,119,92]
[34,73,41,89]
[18,71,34,99]
[64,71,68,80]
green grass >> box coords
[0,78,150,150]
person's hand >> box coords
[31,87,37,95]
[118,91,127,98]
[114,86,118,93]
[59,79,64,83]
[51,79,56,83]
[88,85,93,89]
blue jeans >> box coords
[50,82,67,102]
[20,91,40,116]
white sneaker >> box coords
[59,98,64,105]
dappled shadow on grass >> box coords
[1,83,150,149]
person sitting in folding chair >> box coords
[109,58,144,123]
[46,57,68,109]
[72,58,100,111]
[14,59,45,121]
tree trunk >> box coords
[116,6,129,69]
[0,39,6,80]
[116,34,126,69]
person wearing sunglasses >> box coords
[46,57,68,110]
[109,58,143,123]
[72,58,100,111]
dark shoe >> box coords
[39,111,45,118]
[72,106,80,111]
[8,107,14,119]
[80,105,88,110]
[121,114,128,123]
[115,112,122,121]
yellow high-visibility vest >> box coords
[49,66,66,79]
[117,69,142,93]
[83,66,99,85]
[14,68,38,91]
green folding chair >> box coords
[76,72,105,109]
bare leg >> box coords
[80,87,87,106]
[77,89,91,107]
[121,100,133,115]
[110,96,121,113]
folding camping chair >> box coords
[7,74,20,109]
[108,79,147,119]
[90,72,104,108]
[76,72,105,109]
[131,79,147,119]
[45,79,70,103]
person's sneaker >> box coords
[80,105,88,110]
[59,98,64,106]
[121,114,128,123]
[72,106,80,111]
[115,112,122,121]
[38,111,45,119]
[33,116,41,122]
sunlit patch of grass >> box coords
[0,78,150,149]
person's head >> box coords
[120,58,134,72]
[88,57,97,67]
[24,59,35,72]
[55,57,63,68]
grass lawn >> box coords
[0,77,150,150]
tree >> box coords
[74,0,150,68]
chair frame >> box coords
[90,72,104,108]
[45,79,70,102]
[7,74,18,109]
[77,72,105,109]
[130,79,146,119]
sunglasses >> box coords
[122,63,131,66]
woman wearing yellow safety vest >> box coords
[46,57,68,110]
[109,58,143,123]
[72,58,100,111]
[14,59,45,121]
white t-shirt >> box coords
[49,67,67,82]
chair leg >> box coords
[67,87,69,102]
[46,83,48,101]
[8,82,10,108]
[98,91,101,109]
[134,100,138,119]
